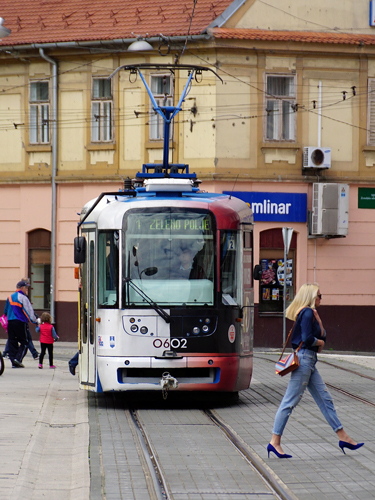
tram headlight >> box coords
[202,325,209,333]
[130,324,138,332]
[140,326,148,334]
[192,326,200,335]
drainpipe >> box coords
[39,48,57,321]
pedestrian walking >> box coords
[37,312,59,369]
[3,325,39,360]
[22,323,40,360]
[68,352,79,375]
[3,279,39,368]
[3,278,39,360]
[268,283,364,458]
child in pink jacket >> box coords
[36,312,59,369]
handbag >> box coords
[275,322,302,377]
[0,314,8,332]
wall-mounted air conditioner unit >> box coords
[303,147,331,169]
[311,183,349,236]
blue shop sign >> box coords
[224,191,307,222]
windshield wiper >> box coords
[123,277,171,324]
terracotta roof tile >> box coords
[210,28,375,46]
[0,0,233,46]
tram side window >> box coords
[220,231,239,305]
[98,231,119,308]
[90,241,95,345]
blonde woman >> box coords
[268,283,364,459]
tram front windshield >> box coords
[123,208,214,307]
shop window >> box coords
[28,229,51,310]
[29,81,50,144]
[91,77,113,142]
[258,228,296,314]
[265,74,296,141]
[149,74,174,140]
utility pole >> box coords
[282,227,293,344]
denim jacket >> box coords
[291,307,326,352]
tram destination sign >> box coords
[358,188,375,209]
[132,216,211,231]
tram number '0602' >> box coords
[153,338,188,349]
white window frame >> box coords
[264,74,296,142]
[29,81,50,144]
[91,77,113,142]
[367,78,375,145]
[149,74,174,141]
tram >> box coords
[74,64,255,393]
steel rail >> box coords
[129,402,295,500]
[129,409,170,500]
[204,409,298,500]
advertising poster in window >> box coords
[260,258,293,313]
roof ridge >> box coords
[210,27,375,45]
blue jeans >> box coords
[272,348,343,436]
[69,352,79,368]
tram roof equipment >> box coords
[76,63,222,235]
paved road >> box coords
[90,351,375,500]
[1,342,374,499]
[0,341,89,500]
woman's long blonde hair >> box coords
[285,283,319,321]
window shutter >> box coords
[91,102,100,141]
[368,79,375,145]
[29,105,38,143]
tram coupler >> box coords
[160,372,178,400]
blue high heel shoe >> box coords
[339,441,364,454]
[267,443,292,459]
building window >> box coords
[265,75,296,141]
[91,77,113,142]
[149,74,174,141]
[258,228,296,314]
[28,229,51,310]
[368,79,375,145]
[29,81,50,144]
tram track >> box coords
[129,409,170,500]
[204,409,298,500]
[90,355,375,500]
[127,403,297,500]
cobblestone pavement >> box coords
[90,351,375,500]
[1,340,374,500]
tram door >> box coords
[80,230,96,387]
[242,229,253,353]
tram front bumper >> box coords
[97,355,240,392]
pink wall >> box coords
[1,180,375,349]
